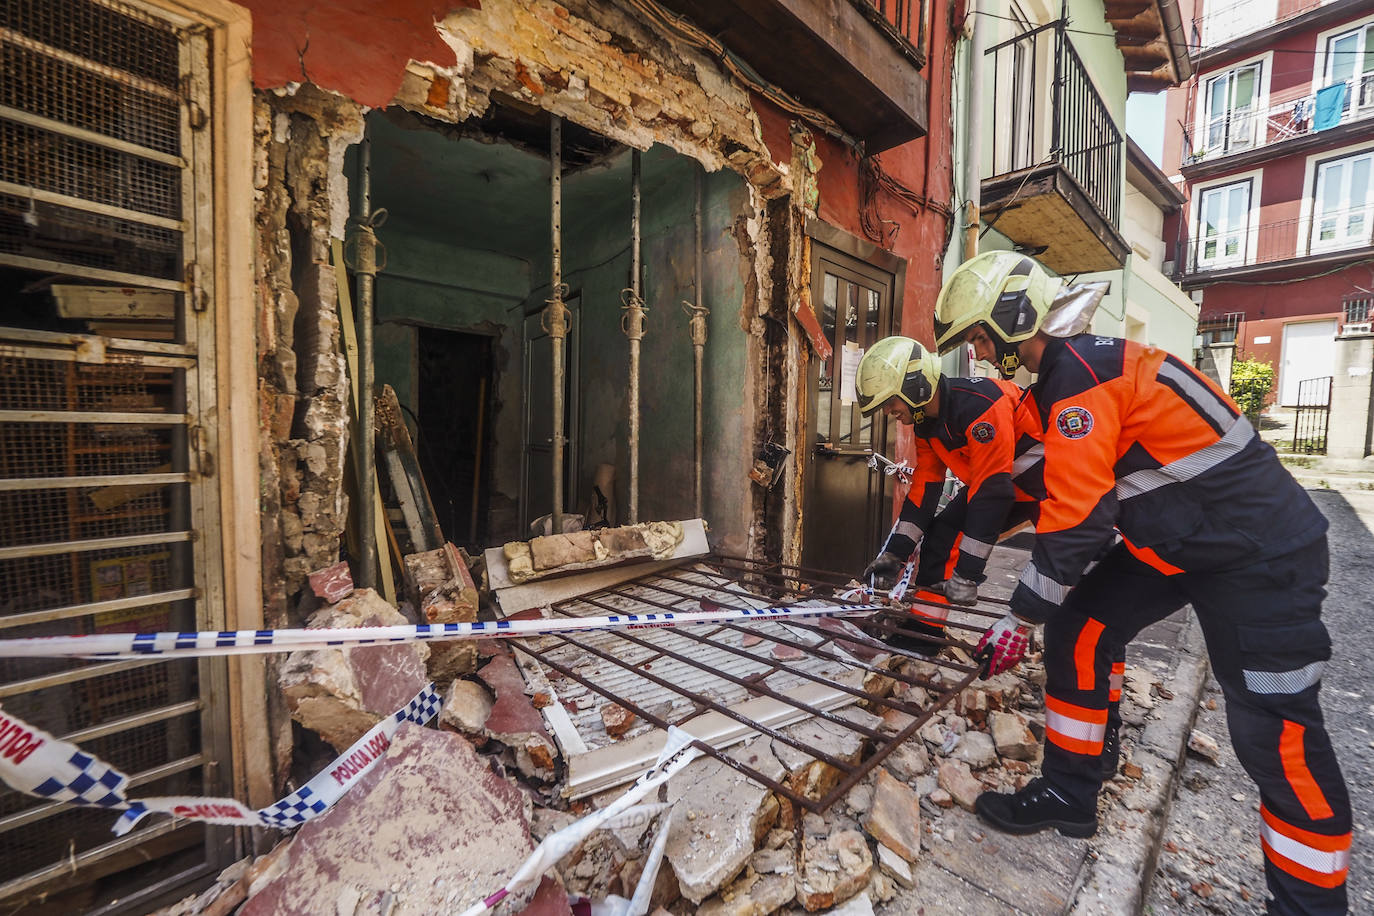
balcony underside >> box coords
[1180,244,1374,289]
[981,164,1130,274]
[652,0,929,151]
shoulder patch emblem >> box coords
[1056,406,1094,440]
[971,421,996,444]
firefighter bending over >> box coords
[933,250,1350,916]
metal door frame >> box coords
[0,0,247,904]
[800,220,907,570]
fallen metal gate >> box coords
[514,555,998,812]
[1292,376,1332,455]
[0,0,233,906]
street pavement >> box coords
[1145,487,1374,915]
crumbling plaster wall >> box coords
[255,84,364,783]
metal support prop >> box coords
[547,117,570,533]
[964,0,985,261]
[684,166,710,518]
[623,149,646,524]
[355,133,378,588]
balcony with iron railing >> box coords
[980,20,1128,274]
[1183,75,1374,175]
[1191,0,1367,66]
[651,0,930,152]
[1174,204,1374,281]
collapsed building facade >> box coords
[0,0,960,908]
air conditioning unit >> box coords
[1342,321,1372,336]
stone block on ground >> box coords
[771,707,880,802]
[937,760,982,812]
[478,653,558,780]
[862,769,921,863]
[666,738,785,904]
[440,679,494,736]
[795,829,872,912]
[953,730,997,770]
[698,868,795,916]
[278,589,430,752]
[405,543,480,681]
[882,741,929,782]
[875,843,914,889]
[239,725,568,916]
[989,710,1038,761]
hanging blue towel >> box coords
[1313,82,1348,131]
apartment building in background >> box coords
[1163,0,1374,406]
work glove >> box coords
[975,613,1033,676]
[863,551,904,584]
[941,573,978,606]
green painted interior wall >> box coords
[349,116,752,548]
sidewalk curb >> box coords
[1067,615,1210,916]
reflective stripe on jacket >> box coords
[1011,334,1327,623]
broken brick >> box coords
[307,561,353,603]
[600,703,636,737]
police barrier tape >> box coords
[0,603,884,660]
[0,683,443,836]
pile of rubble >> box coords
[155,542,1176,916]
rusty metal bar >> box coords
[568,592,897,738]
[624,149,645,524]
[521,557,994,815]
[816,667,981,810]
[546,630,858,771]
[517,639,817,809]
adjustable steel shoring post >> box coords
[683,164,710,519]
[622,148,647,524]
[548,116,569,533]
[355,129,379,588]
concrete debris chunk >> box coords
[478,653,559,781]
[989,710,1039,761]
[278,589,430,751]
[953,730,997,770]
[937,760,983,812]
[404,543,480,681]
[600,702,636,738]
[439,679,494,736]
[771,708,879,802]
[796,829,873,912]
[307,561,354,604]
[699,868,795,916]
[882,741,930,782]
[862,769,921,863]
[875,838,914,888]
[240,725,568,916]
[666,738,786,904]
[503,521,686,583]
[823,891,876,915]
[1188,729,1222,763]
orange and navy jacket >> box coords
[1011,333,1328,623]
[882,376,1036,581]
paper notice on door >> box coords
[840,342,863,405]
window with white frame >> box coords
[1196,180,1252,268]
[1311,149,1373,252]
[1203,61,1262,156]
[1323,22,1374,118]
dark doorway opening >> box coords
[416,328,495,551]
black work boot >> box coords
[1100,721,1121,780]
[975,778,1098,838]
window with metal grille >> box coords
[1343,293,1372,333]
[0,0,232,907]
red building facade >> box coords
[1163,0,1374,405]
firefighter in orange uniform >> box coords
[854,337,1040,652]
[933,251,1350,916]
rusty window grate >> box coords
[513,554,1001,813]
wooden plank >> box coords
[375,383,443,552]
